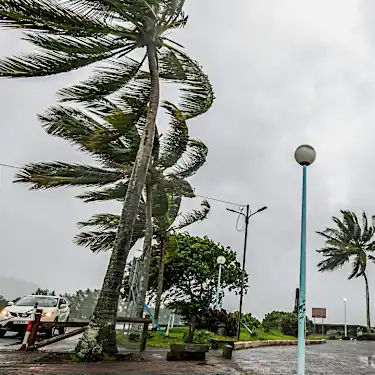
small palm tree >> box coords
[316,210,375,332]
[1,0,213,359]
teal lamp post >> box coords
[215,256,226,309]
[294,144,316,375]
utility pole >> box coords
[227,205,267,342]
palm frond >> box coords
[58,55,145,103]
[158,101,188,169]
[0,0,122,35]
[14,162,123,189]
[0,50,118,78]
[23,33,135,55]
[38,105,138,165]
[74,230,116,253]
[166,139,208,179]
[77,213,119,231]
[172,199,210,231]
[77,182,128,202]
[158,50,214,119]
[161,177,194,198]
[75,208,146,253]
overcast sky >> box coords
[1,0,375,325]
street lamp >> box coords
[226,205,267,341]
[294,144,316,375]
[343,298,347,337]
[216,256,226,309]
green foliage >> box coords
[231,311,261,330]
[183,330,211,344]
[147,233,246,324]
[262,311,313,337]
[316,210,375,329]
[316,210,375,279]
[326,329,339,340]
[61,289,100,320]
[33,288,56,296]
[196,309,237,338]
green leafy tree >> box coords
[62,289,100,321]
[0,0,213,360]
[33,288,56,296]
[316,210,375,332]
[147,233,246,325]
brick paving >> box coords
[0,350,240,375]
[234,340,375,374]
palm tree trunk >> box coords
[154,234,167,323]
[136,179,153,317]
[74,42,160,361]
[364,272,371,332]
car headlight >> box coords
[42,311,54,318]
[0,309,9,317]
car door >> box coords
[58,298,69,321]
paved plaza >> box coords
[234,340,375,374]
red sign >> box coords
[312,308,326,318]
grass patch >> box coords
[306,333,328,340]
[116,327,299,349]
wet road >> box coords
[234,340,375,374]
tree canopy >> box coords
[316,210,375,330]
[146,233,246,322]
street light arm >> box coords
[226,208,245,216]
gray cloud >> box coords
[1,0,375,325]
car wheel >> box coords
[0,330,5,338]
[44,328,53,339]
[58,315,69,336]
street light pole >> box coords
[343,298,347,337]
[226,205,267,342]
[216,256,226,309]
[294,145,316,375]
[237,204,249,341]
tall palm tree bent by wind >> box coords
[0,0,213,359]
[316,210,375,332]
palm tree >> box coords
[15,98,210,348]
[1,0,213,359]
[316,210,375,332]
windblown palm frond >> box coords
[14,162,123,189]
[316,210,375,279]
[171,199,210,231]
[166,139,208,179]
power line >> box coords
[194,194,243,207]
[0,163,19,169]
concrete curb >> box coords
[234,339,326,350]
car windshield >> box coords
[15,296,58,307]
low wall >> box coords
[234,339,326,350]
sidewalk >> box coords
[0,350,241,375]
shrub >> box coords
[327,329,338,340]
[262,310,313,337]
[232,311,261,330]
[183,330,211,344]
[196,309,237,337]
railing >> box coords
[24,313,151,352]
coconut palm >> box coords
[316,210,375,332]
[1,0,213,359]
[15,98,210,336]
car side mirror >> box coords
[6,301,14,306]
[60,304,67,309]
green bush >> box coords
[262,310,313,337]
[183,330,211,344]
[232,311,261,330]
[196,309,237,337]
[327,329,338,340]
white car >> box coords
[0,295,70,337]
